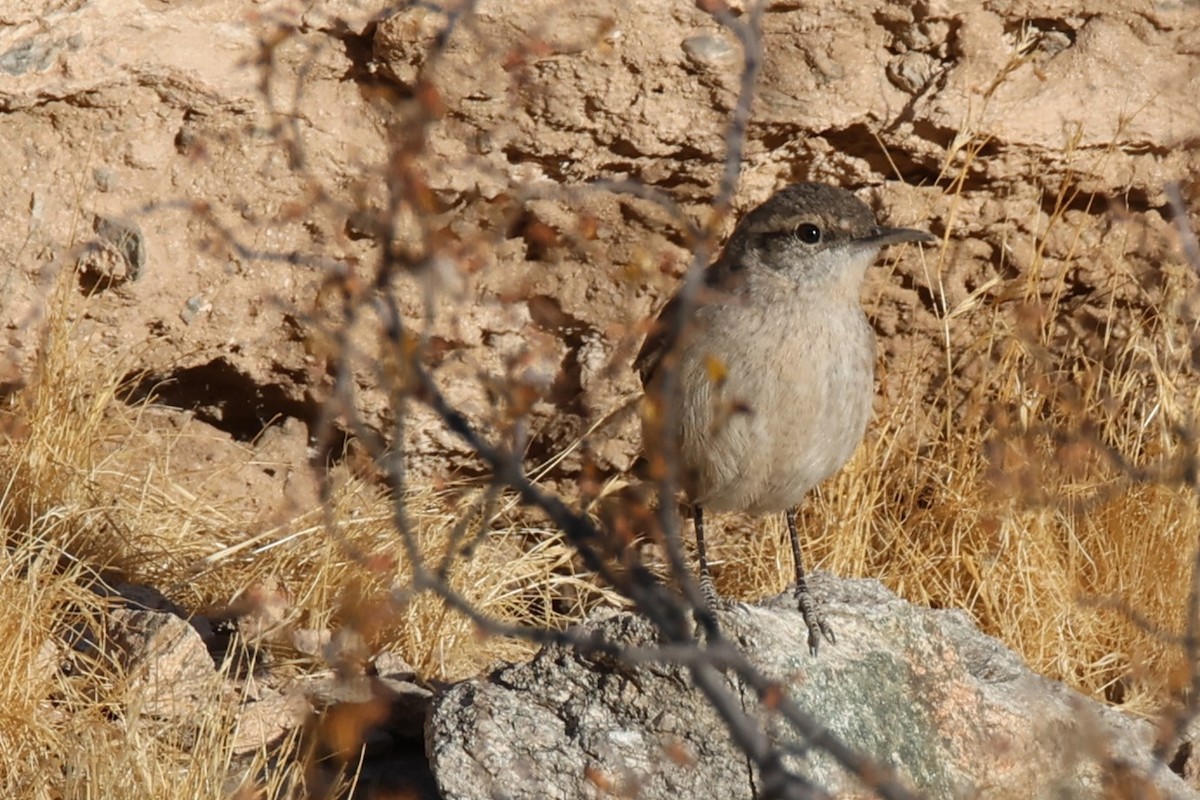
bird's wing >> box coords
[635,259,736,387]
[633,291,683,387]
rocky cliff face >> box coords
[6,1,1196,493]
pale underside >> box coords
[671,294,875,515]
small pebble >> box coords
[682,33,735,67]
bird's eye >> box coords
[794,223,821,244]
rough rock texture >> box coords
[428,576,1196,800]
[106,606,222,722]
[4,0,1198,498]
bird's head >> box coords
[721,182,935,294]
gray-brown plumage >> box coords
[636,182,934,653]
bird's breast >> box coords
[674,295,875,514]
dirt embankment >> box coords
[5,1,1197,500]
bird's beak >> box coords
[862,225,937,247]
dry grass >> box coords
[3,172,1197,795]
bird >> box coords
[635,182,935,654]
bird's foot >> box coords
[795,584,836,656]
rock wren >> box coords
[636,182,935,653]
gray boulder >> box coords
[428,575,1195,799]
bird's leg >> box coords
[693,504,720,609]
[689,505,725,639]
[787,507,836,655]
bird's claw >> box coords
[796,585,835,656]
